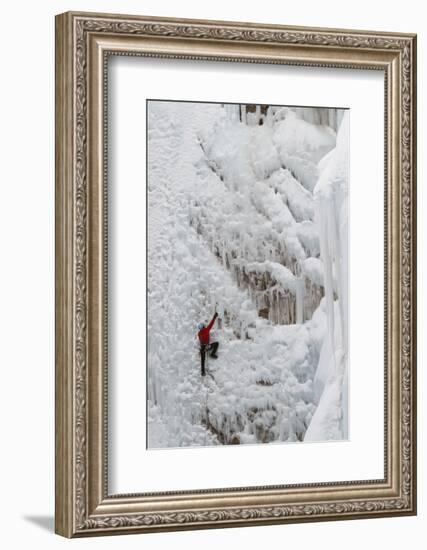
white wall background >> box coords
[0,1,423,548]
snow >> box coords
[268,169,316,222]
[147,101,348,448]
[245,261,299,292]
[273,109,337,192]
[301,257,325,288]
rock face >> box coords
[147,101,348,448]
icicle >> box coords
[255,104,261,125]
[295,277,305,324]
[265,106,273,127]
[240,104,247,125]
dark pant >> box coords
[200,342,219,376]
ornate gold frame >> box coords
[55,11,417,537]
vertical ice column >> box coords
[313,111,349,438]
[316,195,337,372]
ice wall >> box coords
[147,101,349,448]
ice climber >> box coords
[197,312,219,377]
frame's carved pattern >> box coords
[83,18,410,50]
[399,42,415,505]
[66,14,416,534]
[74,18,89,528]
[82,498,408,530]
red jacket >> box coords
[198,313,218,345]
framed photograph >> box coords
[55,11,417,537]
